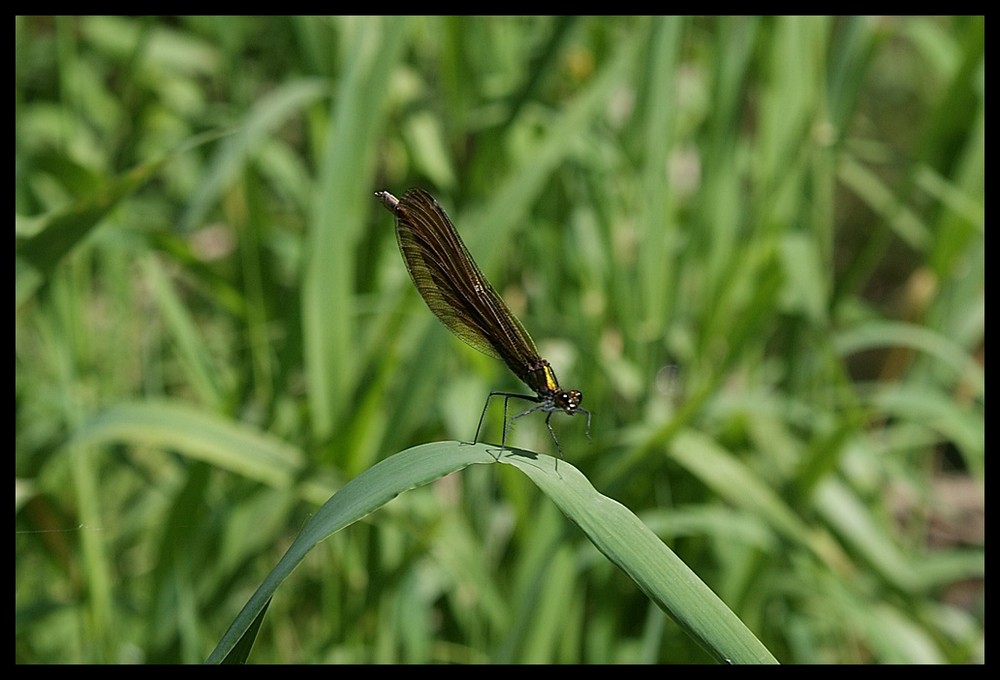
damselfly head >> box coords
[551,389,584,415]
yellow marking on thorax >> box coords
[542,364,559,392]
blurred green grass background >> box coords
[15,16,983,663]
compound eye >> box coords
[557,390,583,413]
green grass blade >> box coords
[206,442,495,663]
[205,440,775,664]
[499,449,778,664]
[15,156,166,305]
[303,17,407,440]
[69,400,310,492]
[220,598,271,665]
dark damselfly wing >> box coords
[377,188,548,394]
[376,188,590,455]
